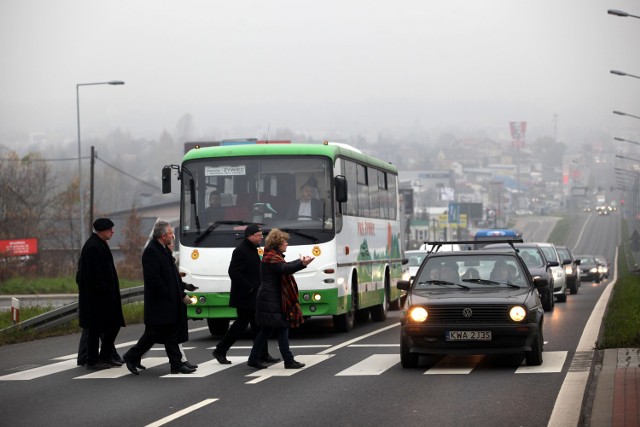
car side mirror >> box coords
[402,257,409,265]
[547,261,559,268]
[575,259,581,265]
[532,276,548,289]
[335,175,348,203]
[562,259,571,266]
[397,280,411,291]
[162,166,172,194]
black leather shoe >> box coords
[102,358,123,367]
[260,355,281,364]
[86,361,111,371]
[284,360,305,369]
[125,361,139,375]
[171,365,196,374]
[184,361,198,369]
[136,363,146,370]
[112,354,125,365]
[212,349,231,365]
[247,360,268,370]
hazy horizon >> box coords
[2,0,640,149]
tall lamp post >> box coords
[613,110,640,120]
[614,137,640,147]
[608,9,640,19]
[611,70,640,80]
[76,80,124,246]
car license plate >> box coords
[446,331,492,341]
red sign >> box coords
[0,239,38,256]
[510,121,527,148]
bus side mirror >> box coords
[335,175,348,203]
[162,166,172,194]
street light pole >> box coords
[613,110,640,120]
[608,9,640,19]
[611,70,640,80]
[76,80,124,247]
[614,137,640,147]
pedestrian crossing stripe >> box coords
[0,351,568,381]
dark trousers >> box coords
[85,326,120,365]
[215,308,269,357]
[124,329,183,369]
[249,326,293,364]
[78,328,122,365]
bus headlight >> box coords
[509,305,527,322]
[408,307,428,322]
[189,296,198,305]
[313,293,321,301]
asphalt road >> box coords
[0,213,618,427]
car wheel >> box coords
[569,278,578,295]
[557,288,567,303]
[400,335,419,368]
[525,332,543,366]
[542,289,554,312]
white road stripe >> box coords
[0,359,77,381]
[515,351,568,374]
[336,354,399,376]
[245,354,334,384]
[145,398,218,427]
[425,355,484,375]
[318,323,400,355]
[162,356,245,378]
[76,357,167,379]
[348,344,400,348]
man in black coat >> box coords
[123,221,196,375]
[76,218,125,370]
[212,224,279,365]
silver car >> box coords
[536,242,568,303]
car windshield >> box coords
[414,254,528,289]
[578,256,596,265]
[517,248,545,268]
[539,246,559,263]
[556,248,570,262]
[406,252,428,267]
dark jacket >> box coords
[286,198,324,220]
[228,238,261,309]
[76,233,125,330]
[142,239,188,343]
[255,249,306,328]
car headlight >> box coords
[597,266,605,273]
[509,305,527,322]
[564,266,573,275]
[402,272,411,281]
[590,267,598,273]
[408,307,428,322]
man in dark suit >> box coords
[212,224,279,365]
[123,221,196,375]
[286,182,324,220]
[76,218,125,370]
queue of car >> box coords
[397,239,608,369]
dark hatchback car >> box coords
[576,255,602,282]
[556,246,581,294]
[397,249,546,368]
[483,243,557,312]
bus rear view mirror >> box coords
[162,166,172,194]
[335,175,347,202]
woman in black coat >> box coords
[247,228,314,370]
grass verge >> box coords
[0,276,142,294]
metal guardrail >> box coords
[0,286,145,334]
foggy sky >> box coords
[2,0,640,146]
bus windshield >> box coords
[179,155,335,247]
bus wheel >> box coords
[371,278,388,322]
[334,284,356,332]
[207,318,229,337]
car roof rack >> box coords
[423,239,524,254]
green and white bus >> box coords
[162,140,405,334]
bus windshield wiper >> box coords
[194,220,255,246]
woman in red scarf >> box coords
[248,229,314,370]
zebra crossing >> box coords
[0,347,568,382]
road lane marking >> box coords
[424,355,484,375]
[162,356,245,378]
[515,351,567,374]
[245,354,334,384]
[0,359,76,381]
[348,344,399,347]
[75,357,167,379]
[145,398,218,427]
[317,323,400,355]
[336,354,399,376]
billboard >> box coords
[0,239,38,257]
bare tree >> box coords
[116,207,147,280]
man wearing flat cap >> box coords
[76,218,125,370]
[212,224,279,365]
